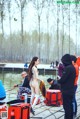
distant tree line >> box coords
[0,0,80,63]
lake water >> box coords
[0,72,55,102]
[1,70,80,102]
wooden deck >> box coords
[0,63,57,75]
[30,85,80,119]
[6,84,80,119]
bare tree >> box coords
[14,0,29,61]
[57,3,60,61]
[75,1,78,55]
[61,3,64,56]
[32,0,46,58]
[15,0,28,43]
[68,1,71,54]
[0,0,5,38]
[45,1,50,62]
[0,0,6,60]
[7,0,13,60]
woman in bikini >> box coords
[28,56,41,115]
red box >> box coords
[44,89,63,106]
[8,103,30,119]
[0,105,7,112]
[0,105,7,117]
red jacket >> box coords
[73,63,79,85]
[76,57,80,66]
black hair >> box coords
[47,78,53,83]
[70,55,77,63]
[28,56,38,81]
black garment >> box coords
[56,60,59,67]
[0,96,6,105]
[7,99,24,105]
[58,54,76,119]
[22,76,31,89]
[7,98,30,105]
[17,76,31,99]
[58,54,76,95]
[62,93,74,119]
[49,80,60,90]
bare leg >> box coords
[32,94,39,108]
[32,82,40,108]
[30,87,35,105]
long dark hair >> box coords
[28,56,38,81]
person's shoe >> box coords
[30,107,35,115]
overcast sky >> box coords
[2,1,80,45]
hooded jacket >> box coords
[58,54,76,94]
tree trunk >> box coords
[0,0,4,60]
[38,15,41,58]
[47,14,49,63]
[57,4,60,61]
[75,4,78,55]
[20,5,24,61]
[69,3,70,54]
[62,4,64,56]
[0,0,4,38]
[8,1,12,61]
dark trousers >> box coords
[0,96,6,105]
[62,93,74,119]
[17,87,31,99]
[73,85,77,116]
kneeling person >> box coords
[47,78,61,90]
